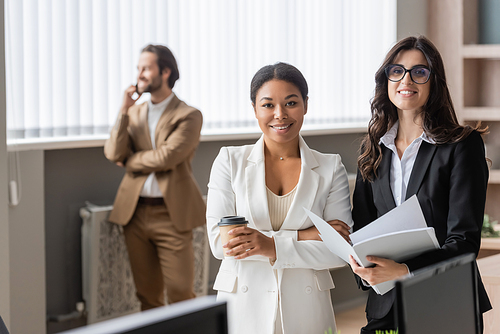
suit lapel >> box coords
[280,136,320,230]
[138,102,153,150]
[373,145,396,214]
[405,141,437,200]
[154,94,181,145]
[245,136,273,231]
[245,136,321,231]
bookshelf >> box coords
[428,0,500,222]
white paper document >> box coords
[304,195,440,295]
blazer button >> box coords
[241,285,248,293]
[305,286,312,294]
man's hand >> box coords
[121,84,142,115]
[349,255,409,286]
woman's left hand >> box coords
[223,226,276,260]
[349,255,409,286]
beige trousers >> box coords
[123,203,195,310]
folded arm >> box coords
[104,113,134,163]
[125,110,202,173]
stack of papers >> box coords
[304,195,440,295]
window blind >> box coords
[5,0,396,141]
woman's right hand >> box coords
[223,226,277,260]
[298,219,351,243]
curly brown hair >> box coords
[358,35,486,181]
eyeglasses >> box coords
[385,64,431,84]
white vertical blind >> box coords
[5,0,397,141]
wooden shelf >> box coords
[461,107,500,121]
[463,44,500,59]
[429,0,500,261]
[489,170,500,184]
[428,4,500,330]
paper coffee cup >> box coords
[218,216,248,257]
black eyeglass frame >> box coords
[384,64,432,84]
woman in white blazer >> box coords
[206,63,353,334]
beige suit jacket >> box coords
[104,94,206,231]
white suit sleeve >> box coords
[206,147,235,260]
[206,148,279,263]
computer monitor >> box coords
[60,296,228,334]
[395,253,480,334]
[0,316,9,334]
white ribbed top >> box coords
[266,185,297,231]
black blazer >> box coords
[352,131,492,319]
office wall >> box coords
[397,0,427,40]
[44,147,125,334]
[8,151,45,334]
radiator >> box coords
[80,203,210,324]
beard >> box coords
[138,75,163,94]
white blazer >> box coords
[206,135,353,334]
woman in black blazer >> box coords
[350,36,492,333]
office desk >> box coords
[477,253,500,334]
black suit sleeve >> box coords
[352,168,378,232]
[352,168,379,290]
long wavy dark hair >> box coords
[358,35,486,181]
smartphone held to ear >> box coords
[132,83,140,100]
